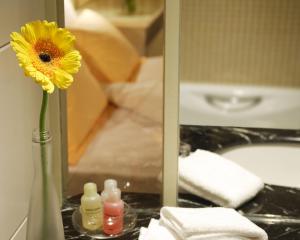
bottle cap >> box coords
[109,188,121,202]
[102,179,122,202]
[104,179,117,191]
[84,182,97,196]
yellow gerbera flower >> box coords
[10,20,81,93]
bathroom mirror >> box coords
[63,0,165,197]
[178,0,300,203]
[179,0,300,130]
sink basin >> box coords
[180,83,300,129]
[221,144,300,188]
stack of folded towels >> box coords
[141,150,268,239]
[139,207,268,240]
[178,149,264,208]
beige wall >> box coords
[0,0,44,233]
[0,48,43,239]
[0,0,60,239]
[180,0,300,87]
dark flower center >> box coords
[39,53,51,62]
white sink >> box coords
[221,144,300,188]
[180,83,300,129]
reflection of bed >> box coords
[65,3,163,195]
[68,57,163,195]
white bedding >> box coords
[68,57,163,195]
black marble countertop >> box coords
[63,186,300,240]
[63,126,300,240]
[180,125,300,154]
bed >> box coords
[65,5,163,195]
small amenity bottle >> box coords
[80,182,103,231]
[101,179,124,235]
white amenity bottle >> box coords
[81,182,103,231]
[101,179,124,235]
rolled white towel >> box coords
[138,219,179,240]
[179,149,264,208]
[160,207,268,240]
[138,227,149,240]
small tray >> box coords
[72,202,137,239]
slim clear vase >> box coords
[26,129,65,240]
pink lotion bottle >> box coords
[101,179,124,235]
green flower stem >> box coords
[125,0,136,14]
[39,90,49,237]
[40,91,48,134]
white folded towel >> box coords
[179,149,264,208]
[138,227,149,240]
[138,219,179,240]
[160,207,268,240]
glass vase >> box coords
[26,129,65,240]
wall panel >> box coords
[0,46,42,239]
[0,0,45,46]
[180,0,300,87]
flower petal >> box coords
[53,68,74,89]
[10,32,34,69]
[25,67,55,93]
[10,32,31,54]
[16,52,32,67]
[60,50,81,74]
[52,28,75,53]
[21,23,37,44]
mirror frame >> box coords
[162,0,180,206]
[47,0,68,203]
[56,0,181,205]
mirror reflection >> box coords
[180,0,300,129]
[178,0,300,209]
[64,0,164,196]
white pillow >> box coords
[67,59,108,165]
[106,57,163,123]
[64,0,77,27]
[69,9,141,84]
